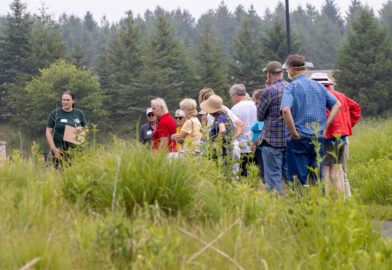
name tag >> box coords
[60,119,68,123]
[146,130,152,135]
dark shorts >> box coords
[324,142,346,165]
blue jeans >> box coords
[262,146,288,194]
[286,137,324,185]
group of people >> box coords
[46,54,361,198]
[138,54,361,197]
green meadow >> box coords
[0,119,392,269]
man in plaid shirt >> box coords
[257,61,289,194]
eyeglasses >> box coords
[175,117,184,120]
[147,113,154,117]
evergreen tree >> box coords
[263,2,286,33]
[24,6,66,76]
[0,0,32,121]
[379,0,392,37]
[262,20,301,64]
[230,19,265,92]
[345,0,363,27]
[334,8,392,115]
[70,44,86,68]
[321,0,345,34]
[196,24,230,102]
[291,5,319,66]
[137,15,194,120]
[312,14,342,69]
[104,11,143,129]
[196,2,236,58]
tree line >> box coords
[1,0,392,137]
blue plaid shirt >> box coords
[280,74,338,139]
[257,78,288,147]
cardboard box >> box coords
[63,125,86,145]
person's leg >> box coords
[239,153,250,177]
[281,148,289,184]
[262,146,284,195]
[286,138,310,186]
[323,164,331,194]
[255,148,266,191]
[329,164,342,193]
[339,141,351,199]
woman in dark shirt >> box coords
[46,91,87,164]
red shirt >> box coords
[326,85,361,139]
[152,113,177,152]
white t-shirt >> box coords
[231,100,257,153]
[207,105,239,127]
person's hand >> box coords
[290,132,301,140]
[323,129,327,139]
[75,126,82,133]
[52,147,62,158]
[171,134,179,142]
[250,143,257,152]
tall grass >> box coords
[349,118,392,205]
[61,141,223,216]
[1,120,392,269]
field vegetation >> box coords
[0,119,392,269]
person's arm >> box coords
[46,127,61,158]
[218,123,226,138]
[233,119,244,139]
[250,133,262,151]
[159,137,168,149]
[172,131,188,143]
[282,106,301,140]
[323,101,342,138]
[257,91,270,121]
[346,96,361,127]
[76,110,89,133]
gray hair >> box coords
[179,98,198,116]
[229,84,247,96]
[151,98,168,114]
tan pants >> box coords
[339,138,351,199]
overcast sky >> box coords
[0,0,388,23]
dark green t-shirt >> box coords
[47,108,87,148]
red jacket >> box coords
[152,113,177,152]
[326,85,361,139]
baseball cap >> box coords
[146,108,153,116]
[263,61,283,73]
[310,73,333,85]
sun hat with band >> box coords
[310,73,333,85]
[200,95,224,114]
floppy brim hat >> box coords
[200,95,223,114]
[310,73,333,85]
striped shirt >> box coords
[257,78,289,148]
[280,74,338,139]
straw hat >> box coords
[200,95,223,114]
